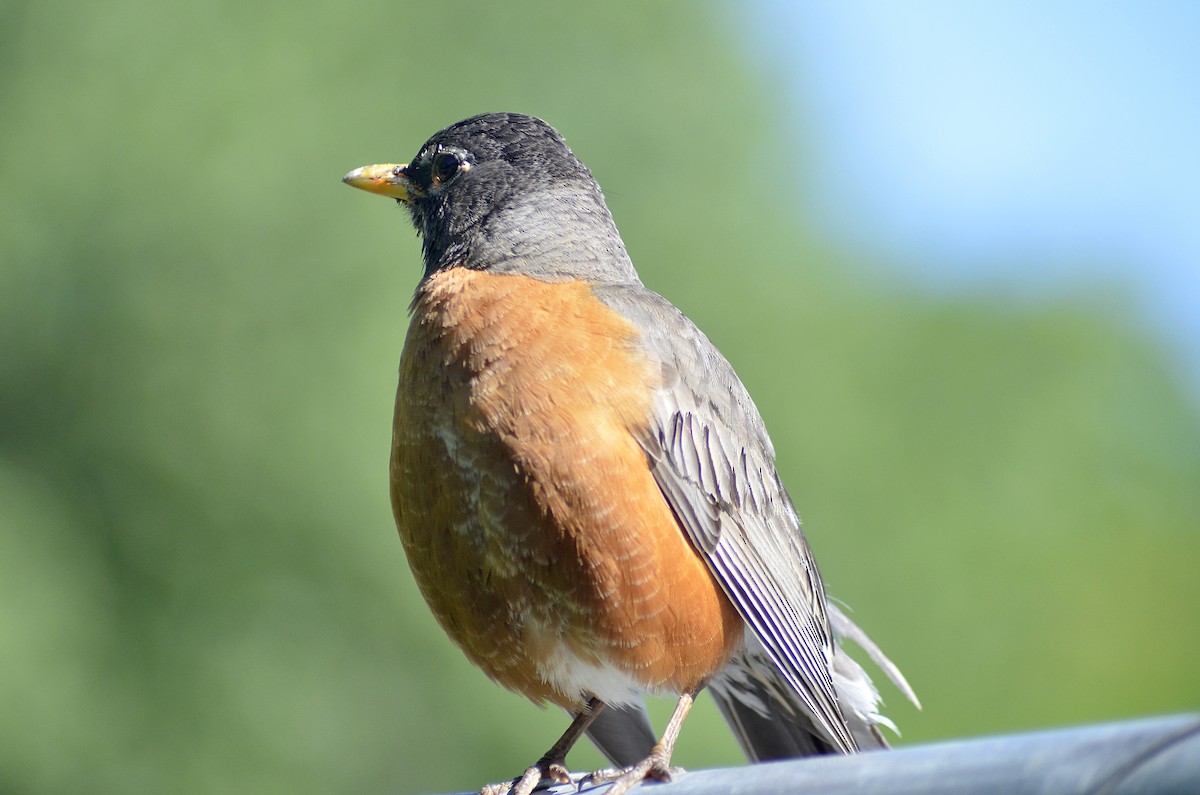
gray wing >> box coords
[594,284,858,755]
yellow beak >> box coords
[342,163,415,201]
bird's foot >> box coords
[480,758,571,795]
[584,746,682,795]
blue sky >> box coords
[746,2,1200,393]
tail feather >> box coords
[708,667,837,759]
[828,602,921,711]
[583,701,657,768]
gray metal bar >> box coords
[435,714,1200,795]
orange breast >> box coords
[391,267,743,709]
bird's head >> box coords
[344,113,635,283]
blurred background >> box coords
[2,2,1197,794]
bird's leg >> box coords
[590,689,698,795]
[481,698,608,795]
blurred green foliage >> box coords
[2,1,1198,794]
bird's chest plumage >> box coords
[390,267,742,708]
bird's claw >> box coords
[480,758,573,795]
[582,753,683,795]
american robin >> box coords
[343,113,918,795]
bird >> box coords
[343,112,918,795]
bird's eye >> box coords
[431,151,464,186]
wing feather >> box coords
[595,284,858,753]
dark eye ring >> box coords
[431,151,465,185]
